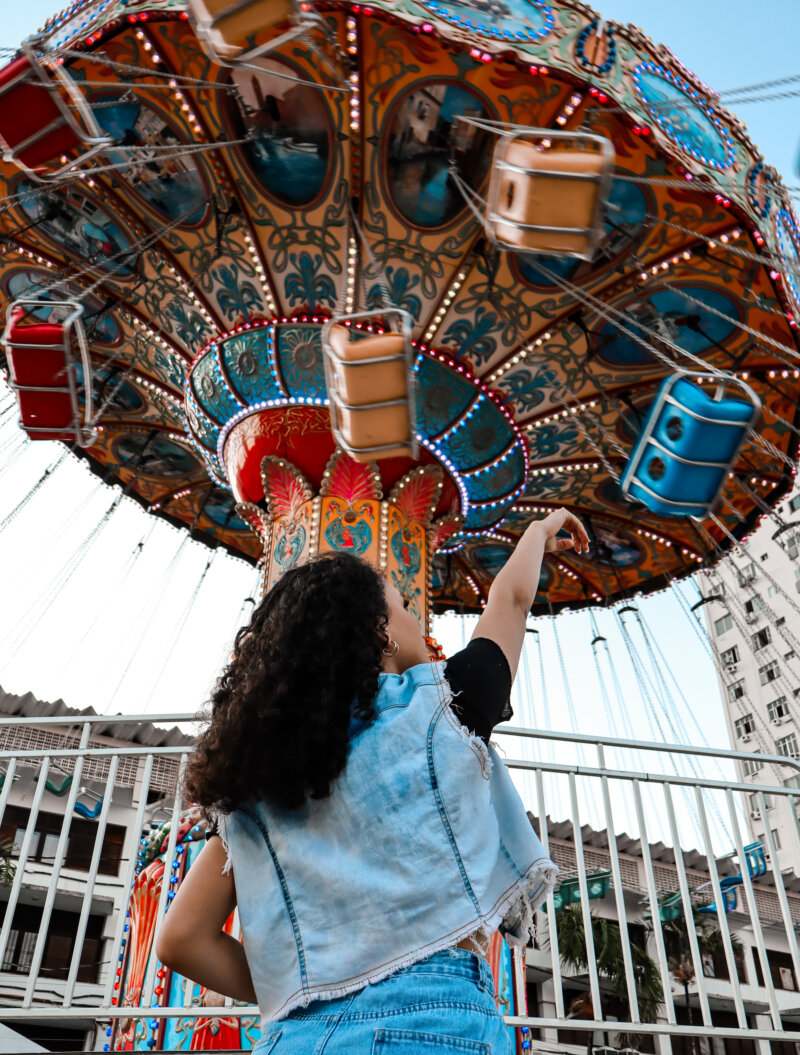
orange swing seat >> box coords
[187,0,320,65]
[322,310,418,464]
[486,130,614,260]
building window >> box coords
[777,733,799,759]
[743,757,763,776]
[768,697,789,722]
[759,660,780,685]
[749,792,772,814]
[734,714,755,738]
[784,776,800,814]
[0,905,103,983]
[728,679,746,702]
[777,616,786,627]
[722,646,740,666]
[0,806,125,877]
[760,554,768,561]
[786,651,796,662]
[771,828,782,850]
[769,584,780,597]
[752,627,772,651]
[715,614,733,635]
[785,533,800,560]
[737,562,757,585]
[744,595,763,616]
[790,494,800,513]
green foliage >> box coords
[660,899,742,987]
[0,839,17,886]
[556,905,663,1024]
[551,895,744,1048]
[660,899,741,952]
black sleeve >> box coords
[444,637,513,744]
[204,819,219,841]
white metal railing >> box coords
[497,725,800,1045]
[0,713,799,1052]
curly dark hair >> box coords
[183,552,389,813]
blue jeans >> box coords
[254,948,515,1054]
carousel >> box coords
[0,0,799,1048]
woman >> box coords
[157,507,589,1053]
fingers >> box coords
[542,507,590,555]
[564,512,590,554]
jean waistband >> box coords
[397,946,495,992]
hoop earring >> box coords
[382,639,399,657]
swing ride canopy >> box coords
[1,0,799,615]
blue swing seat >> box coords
[697,842,766,914]
[621,372,760,519]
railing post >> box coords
[752,1014,776,1055]
[63,753,119,1004]
[23,724,92,1006]
[0,757,51,968]
[101,752,154,1008]
[535,768,564,1022]
[653,1026,675,1055]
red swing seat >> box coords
[3,300,95,445]
[0,38,110,181]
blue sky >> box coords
[0,1,796,829]
[598,0,800,184]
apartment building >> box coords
[0,686,188,1052]
[528,817,800,1055]
[697,481,800,874]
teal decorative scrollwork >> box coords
[284,251,336,310]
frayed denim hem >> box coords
[263,856,558,1025]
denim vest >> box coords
[219,660,557,1024]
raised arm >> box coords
[471,508,589,679]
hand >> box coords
[540,508,590,555]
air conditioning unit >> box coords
[740,734,752,743]
[779,966,795,991]
[726,663,739,674]
[745,612,758,623]
[750,809,761,820]
[772,716,788,725]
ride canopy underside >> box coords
[0,0,799,615]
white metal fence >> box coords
[1,713,800,1052]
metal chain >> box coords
[648,276,800,377]
[534,259,799,472]
[733,477,787,529]
[89,332,154,425]
[450,164,635,476]
[631,208,792,286]
[0,451,68,532]
[27,203,195,305]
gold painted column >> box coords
[236,450,459,634]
